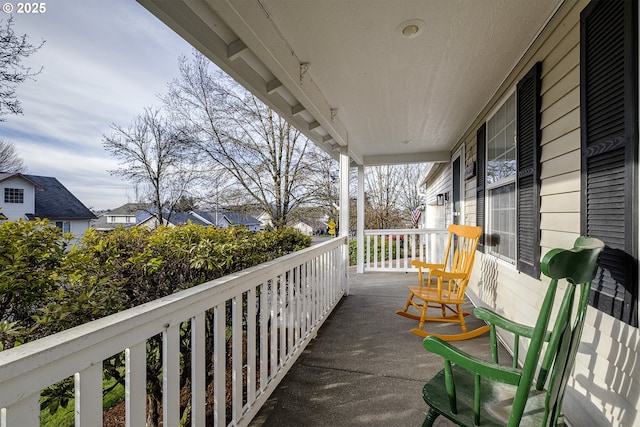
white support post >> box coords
[357,164,365,274]
[339,146,350,238]
[339,146,350,294]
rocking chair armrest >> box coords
[473,307,551,341]
[429,270,467,280]
[423,336,521,385]
[411,260,446,270]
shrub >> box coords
[0,222,311,426]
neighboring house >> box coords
[218,212,262,231]
[256,211,273,229]
[0,172,96,240]
[289,220,313,236]
[92,202,149,231]
[135,208,262,231]
[421,1,638,426]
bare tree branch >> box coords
[0,17,44,120]
[0,138,26,172]
[102,108,198,226]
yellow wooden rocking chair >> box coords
[395,224,488,341]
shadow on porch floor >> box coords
[250,268,512,427]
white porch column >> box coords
[357,164,365,273]
[339,146,350,237]
[339,146,350,294]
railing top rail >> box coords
[363,228,448,235]
[0,236,347,407]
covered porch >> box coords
[249,268,509,427]
[0,230,504,426]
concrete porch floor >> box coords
[250,268,513,427]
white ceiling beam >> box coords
[227,39,247,61]
[266,78,282,94]
[363,152,450,166]
[292,103,305,116]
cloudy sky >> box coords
[0,0,195,210]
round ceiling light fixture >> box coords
[397,19,425,39]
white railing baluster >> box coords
[126,342,146,427]
[75,362,103,427]
[259,282,268,395]
[190,314,206,427]
[309,258,315,330]
[366,235,371,269]
[294,266,301,345]
[288,268,295,354]
[403,234,409,269]
[279,274,286,368]
[232,295,242,423]
[373,235,378,268]
[163,323,180,427]
[270,277,278,378]
[300,263,307,338]
[247,287,256,407]
[213,302,226,427]
[314,257,319,326]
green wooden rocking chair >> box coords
[421,236,604,427]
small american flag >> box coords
[411,207,422,227]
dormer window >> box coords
[4,188,24,203]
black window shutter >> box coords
[516,62,542,278]
[581,0,638,326]
[476,124,486,252]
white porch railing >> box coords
[0,237,348,427]
[362,228,449,272]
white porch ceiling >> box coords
[137,0,562,166]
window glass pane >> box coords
[486,92,516,186]
[496,104,505,130]
[488,182,516,262]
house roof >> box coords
[107,202,150,215]
[0,172,44,189]
[170,211,211,226]
[137,0,562,166]
[222,212,261,227]
[23,175,96,221]
[156,210,262,227]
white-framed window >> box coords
[477,62,540,277]
[4,188,24,203]
[55,221,71,233]
[486,92,517,263]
